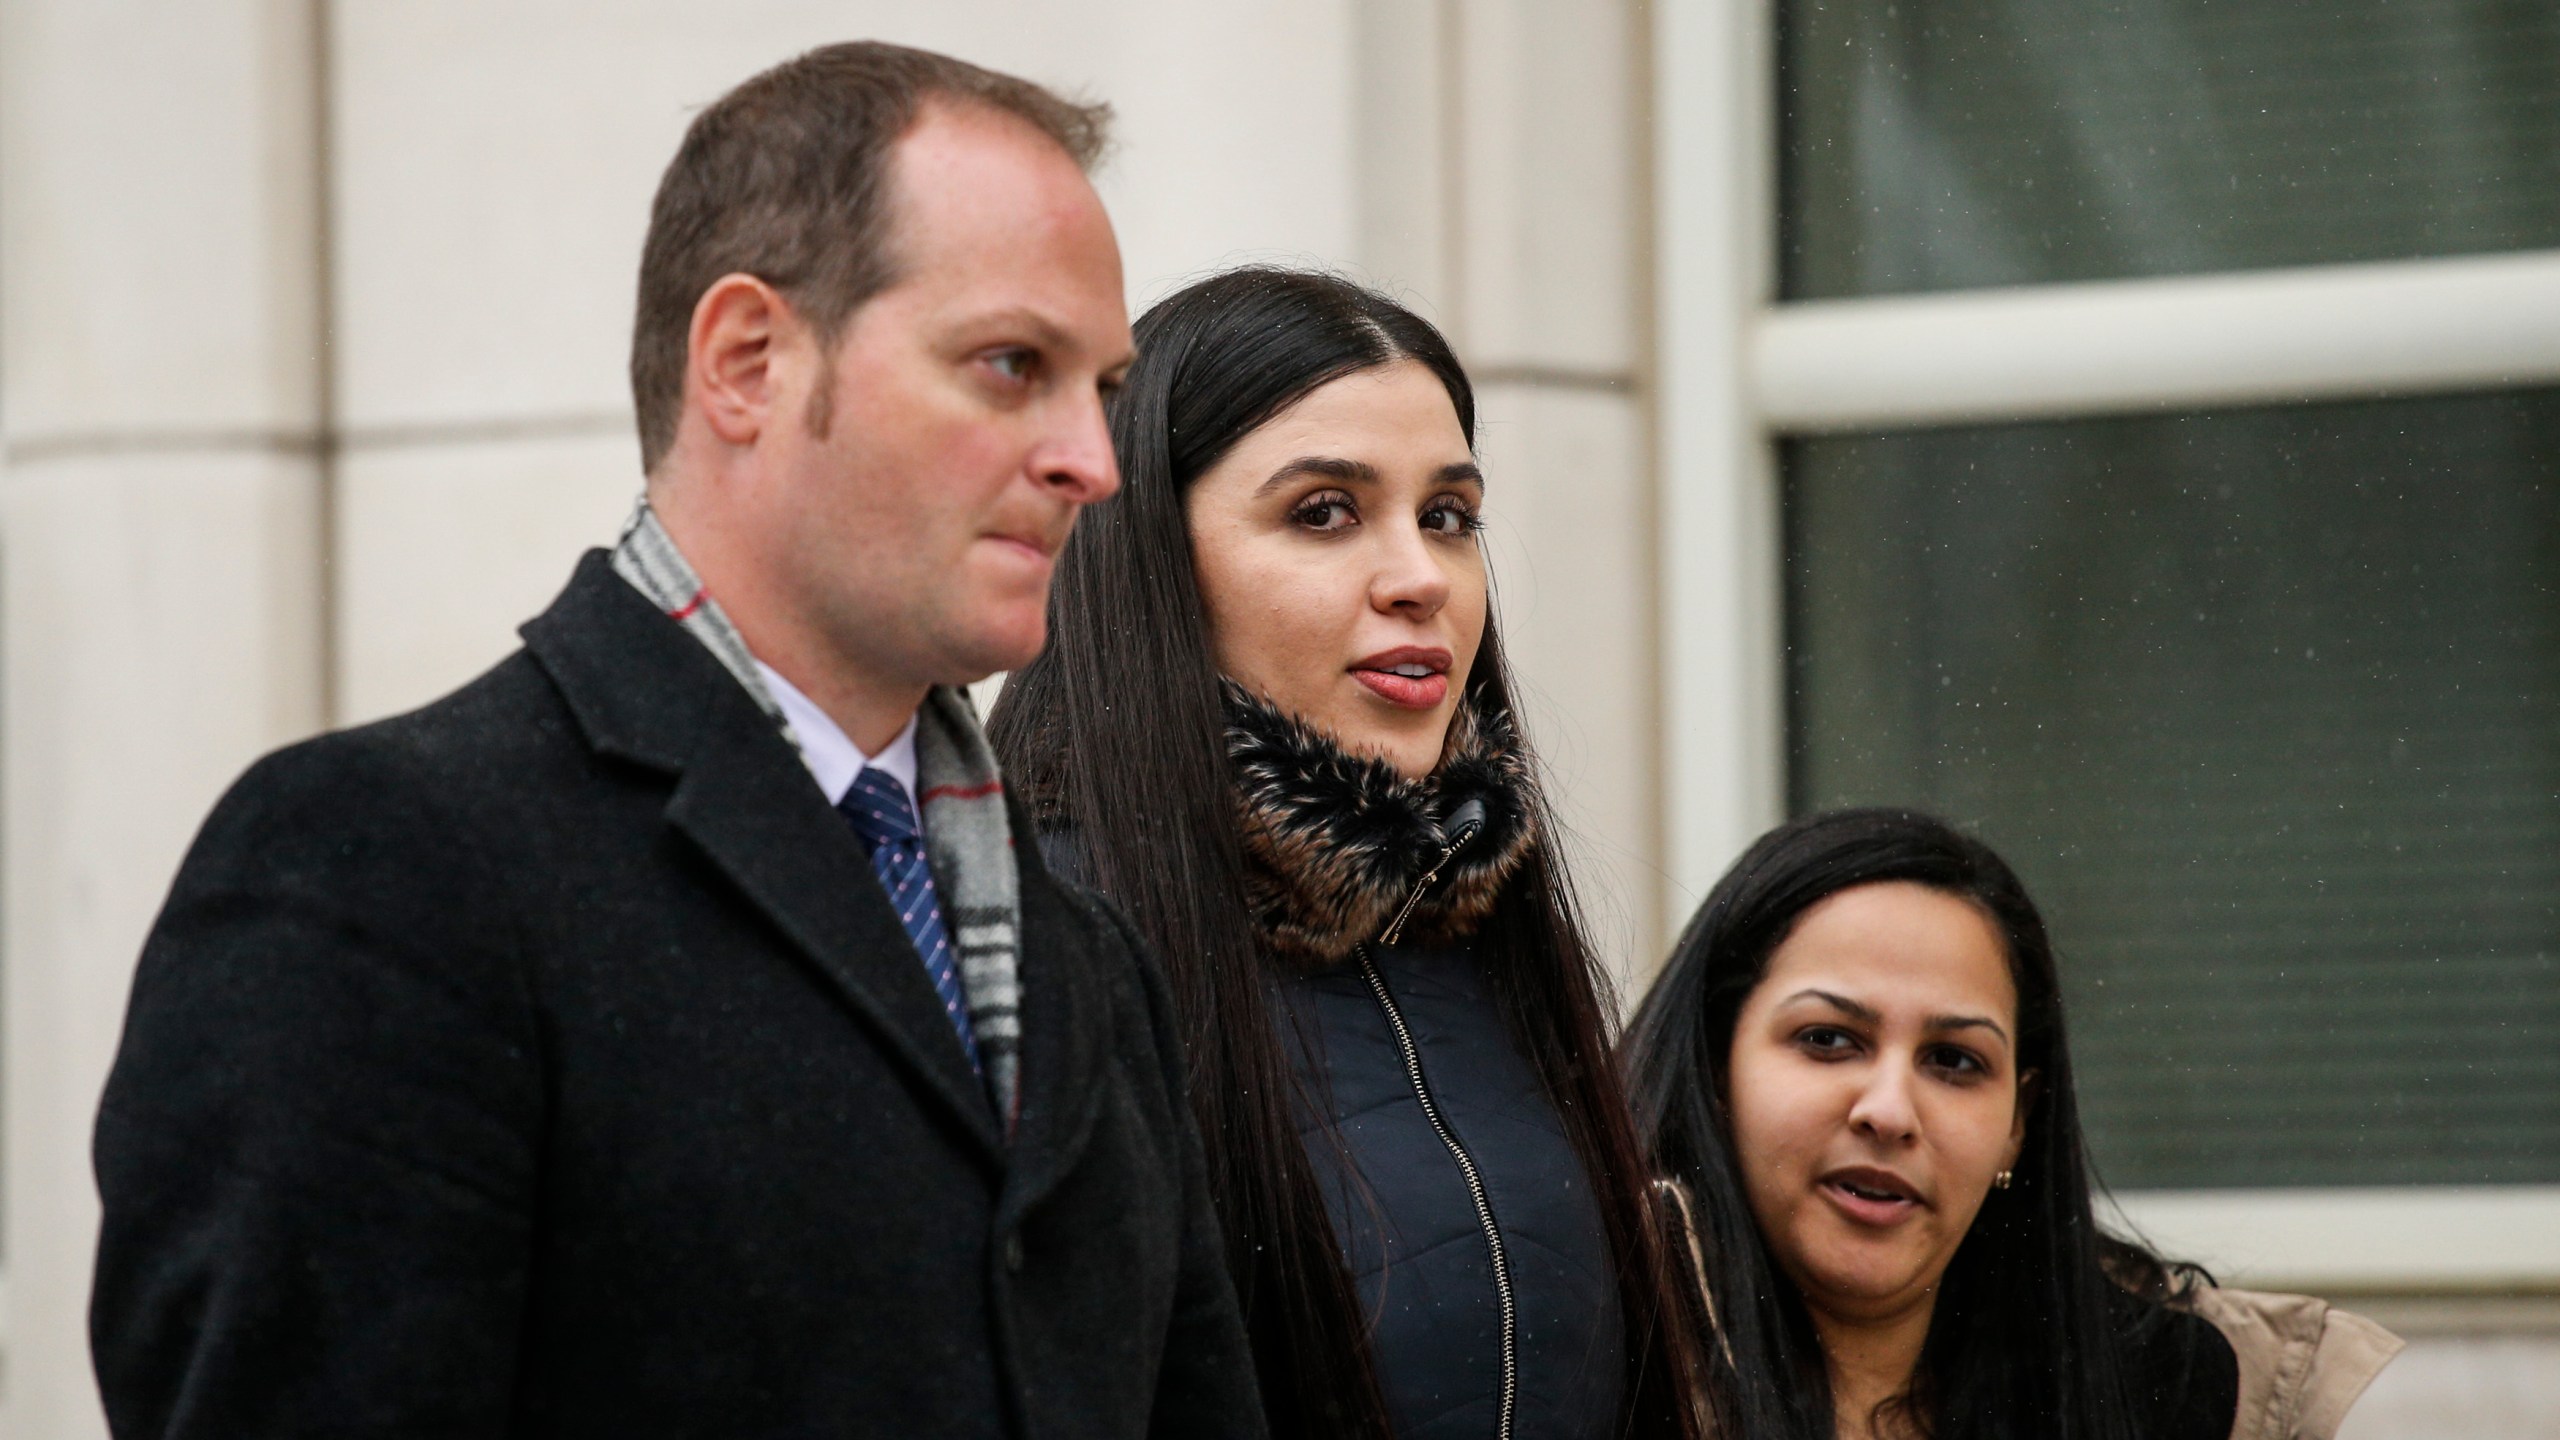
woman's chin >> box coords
[1791,1243,1941,1321]
[1322,700,1452,777]
[1330,724,1444,779]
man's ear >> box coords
[684,273,799,448]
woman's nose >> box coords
[1846,1064,1921,1145]
[1369,524,1452,618]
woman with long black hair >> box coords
[988,266,1702,1439]
[1624,808,2398,1440]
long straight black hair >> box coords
[990,266,1702,1438]
[1623,808,2201,1440]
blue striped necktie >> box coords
[838,768,981,1071]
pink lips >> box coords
[1819,1166,1924,1228]
[1350,646,1452,710]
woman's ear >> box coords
[2007,1067,2040,1170]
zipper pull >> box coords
[1440,797,1486,853]
[1377,798,1490,947]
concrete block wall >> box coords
[0,4,329,1432]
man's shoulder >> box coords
[1021,854,1188,1063]
[266,647,572,794]
[202,646,586,864]
[133,649,583,1024]
[1016,819,1137,968]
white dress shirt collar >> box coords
[753,660,919,809]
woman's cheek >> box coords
[1730,1046,1812,1194]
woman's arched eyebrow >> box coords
[1778,988,2011,1046]
[1780,988,1880,1024]
[1254,457,1486,498]
[1927,1014,2010,1045]
[1255,455,1372,497]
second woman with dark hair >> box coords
[1623,808,2398,1440]
[989,267,1702,1439]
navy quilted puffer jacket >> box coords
[1282,939,1626,1440]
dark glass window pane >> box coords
[1781,2,2560,300]
[1786,390,2560,1189]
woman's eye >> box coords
[984,349,1036,383]
[1925,1045,1988,1078]
[1421,500,1483,536]
[1291,494,1358,531]
[1795,1026,1859,1058]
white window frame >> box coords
[1655,0,2560,1292]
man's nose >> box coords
[1035,386,1120,504]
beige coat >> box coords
[2177,1286,2402,1440]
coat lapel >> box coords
[666,712,1004,1161]
[524,553,1003,1164]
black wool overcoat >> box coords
[90,551,1267,1440]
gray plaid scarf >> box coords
[612,501,1025,1128]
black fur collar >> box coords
[1223,679,1537,966]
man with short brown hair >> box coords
[627,41,1112,476]
[92,42,1265,1439]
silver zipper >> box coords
[1378,817,1482,947]
[1355,813,1515,1440]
